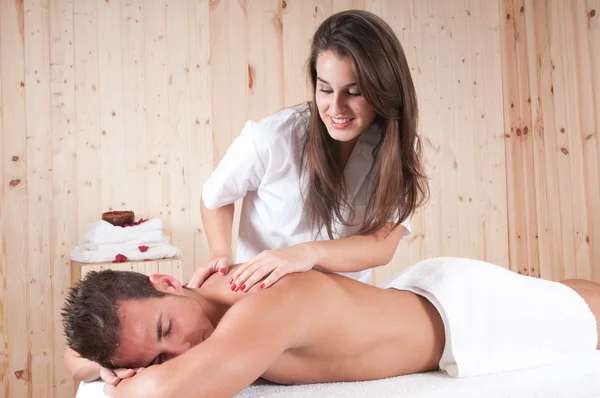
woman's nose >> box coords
[330,94,347,115]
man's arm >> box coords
[64,347,101,382]
[114,277,313,398]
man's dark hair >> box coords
[61,270,165,368]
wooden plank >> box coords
[435,1,460,263]
[72,259,183,282]
[0,16,6,396]
[98,0,126,212]
[547,1,578,279]
[499,0,539,276]
[526,0,564,281]
[74,0,102,238]
[452,2,479,261]
[24,0,53,396]
[282,0,313,106]
[0,1,29,396]
[49,0,77,396]
[472,0,509,268]
[333,0,366,13]
[563,0,597,279]
[585,0,600,282]
[121,0,148,216]
[165,0,193,276]
[187,0,212,281]
[208,0,231,165]
[142,0,171,236]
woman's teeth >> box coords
[331,117,351,124]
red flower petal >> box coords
[138,245,149,253]
[114,253,128,262]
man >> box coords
[63,258,600,398]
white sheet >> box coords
[76,351,600,398]
[383,257,598,378]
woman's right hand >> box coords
[186,256,232,288]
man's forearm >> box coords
[64,347,101,382]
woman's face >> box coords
[315,50,377,145]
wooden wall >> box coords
[0,0,597,397]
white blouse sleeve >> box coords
[202,120,267,209]
[388,211,412,236]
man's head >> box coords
[62,270,213,369]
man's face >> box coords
[110,278,213,368]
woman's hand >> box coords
[229,244,317,292]
[187,256,232,288]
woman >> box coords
[188,9,428,291]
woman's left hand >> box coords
[229,244,317,292]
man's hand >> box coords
[100,367,144,386]
[187,256,232,288]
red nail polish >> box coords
[229,277,234,284]
[240,284,246,291]
[260,283,266,289]
[231,284,236,291]
[219,268,226,274]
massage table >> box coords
[76,350,600,397]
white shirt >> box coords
[202,104,411,283]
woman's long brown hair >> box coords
[300,10,429,239]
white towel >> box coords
[81,219,163,245]
[69,242,181,264]
[76,351,600,398]
[81,236,170,252]
[384,257,598,378]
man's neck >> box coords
[185,288,230,329]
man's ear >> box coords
[149,274,183,293]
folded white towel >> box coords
[81,236,170,252]
[81,219,163,245]
[69,242,181,263]
[384,257,598,378]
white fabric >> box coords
[76,351,600,398]
[384,257,598,378]
[71,219,181,263]
[81,219,163,245]
[201,104,411,284]
[81,236,170,252]
[69,243,181,263]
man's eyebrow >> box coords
[316,77,357,87]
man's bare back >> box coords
[198,266,445,384]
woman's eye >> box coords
[319,88,333,94]
[164,321,172,337]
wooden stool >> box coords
[70,257,184,285]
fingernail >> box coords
[260,283,266,289]
[240,284,246,291]
[219,268,226,274]
[230,284,236,291]
[228,277,234,284]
